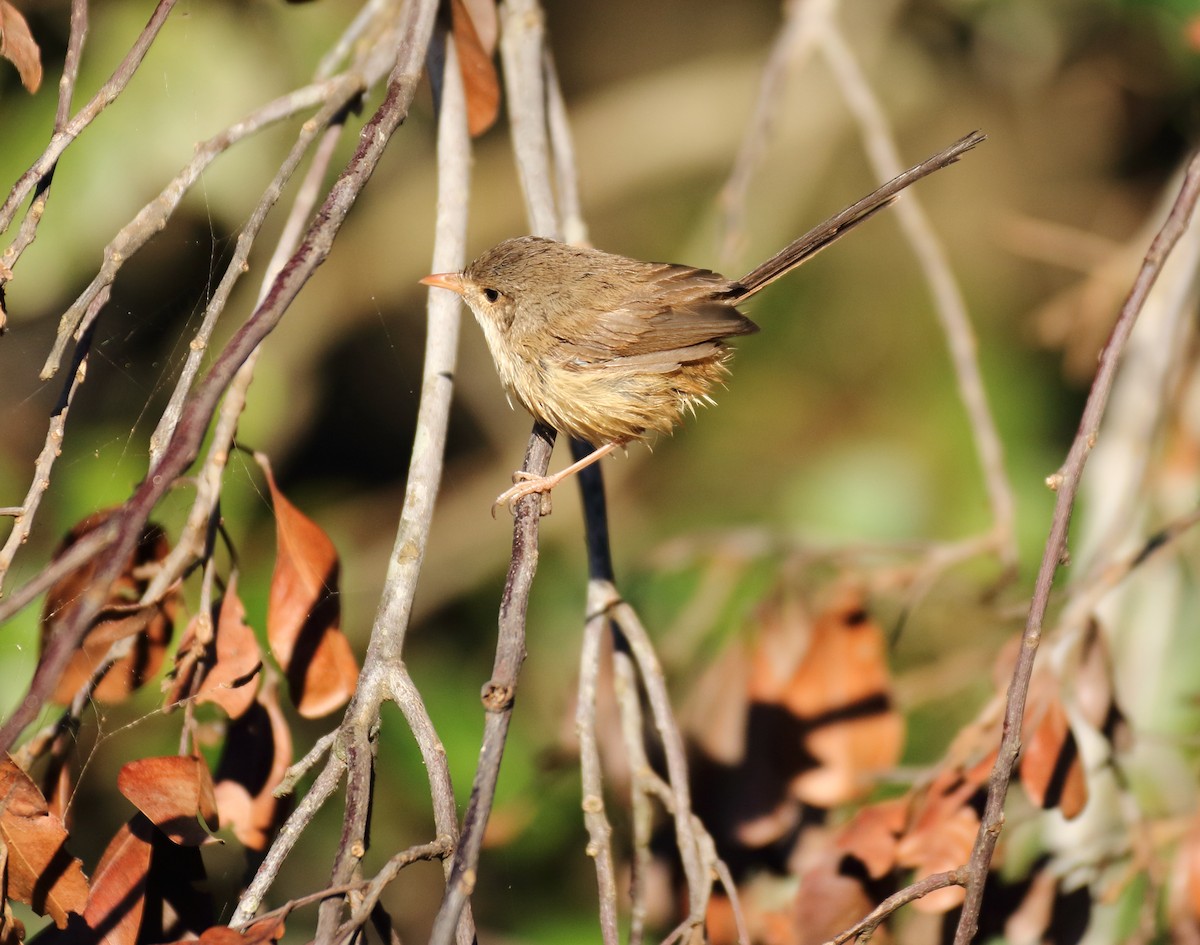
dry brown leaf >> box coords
[42,511,177,705]
[0,757,88,927]
[0,2,42,93]
[160,919,285,945]
[450,0,500,136]
[198,578,262,718]
[80,816,155,945]
[259,457,357,719]
[792,856,879,945]
[896,768,980,914]
[213,682,293,851]
[782,589,904,806]
[0,844,26,945]
[1019,691,1087,819]
[116,756,218,847]
[164,577,261,719]
[834,796,909,879]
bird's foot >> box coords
[492,470,557,518]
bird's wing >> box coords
[557,263,759,366]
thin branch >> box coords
[241,16,470,936]
[952,149,1200,945]
[0,0,90,281]
[543,49,587,246]
[817,23,1016,570]
[337,837,455,943]
[277,732,338,798]
[718,0,836,259]
[0,0,178,236]
[498,0,560,239]
[609,595,707,927]
[578,582,620,945]
[827,869,966,945]
[427,423,556,945]
[0,300,100,591]
[234,750,350,923]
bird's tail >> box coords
[736,130,986,299]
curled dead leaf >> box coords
[79,815,155,945]
[213,681,293,851]
[258,456,357,718]
[450,0,500,136]
[834,797,909,880]
[117,756,219,847]
[42,510,178,705]
[781,589,904,807]
[0,2,42,93]
[895,768,982,914]
[0,756,88,927]
[1019,690,1087,819]
[164,576,261,719]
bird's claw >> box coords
[491,471,554,518]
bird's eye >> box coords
[483,287,500,303]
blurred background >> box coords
[2,0,1200,940]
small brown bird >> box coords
[423,131,984,513]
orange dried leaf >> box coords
[835,797,909,879]
[81,816,155,945]
[0,2,41,93]
[42,511,177,705]
[213,683,293,851]
[1020,693,1087,819]
[259,458,357,719]
[896,770,978,914]
[460,0,496,53]
[117,756,218,847]
[198,577,261,719]
[451,0,500,136]
[161,919,284,945]
[792,856,875,945]
[0,757,88,927]
[782,590,904,806]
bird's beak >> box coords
[420,272,465,295]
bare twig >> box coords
[609,595,707,929]
[816,23,1016,571]
[235,749,350,922]
[827,869,966,945]
[0,0,178,237]
[952,150,1200,945]
[499,0,559,239]
[0,301,100,590]
[719,0,836,259]
[428,423,557,945]
[0,0,90,281]
[578,581,620,945]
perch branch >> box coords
[428,423,557,945]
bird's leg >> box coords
[493,440,622,517]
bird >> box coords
[422,131,985,514]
